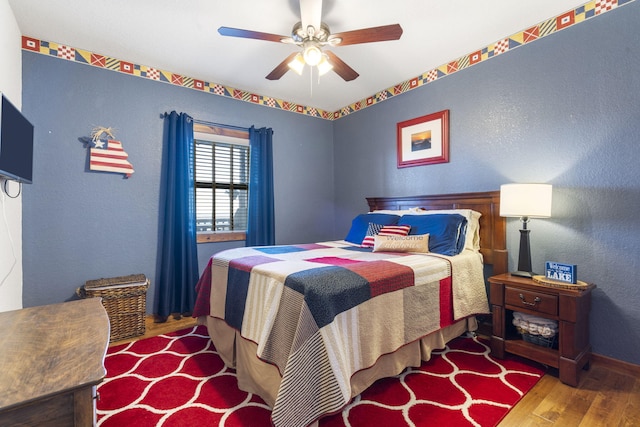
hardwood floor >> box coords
[499,354,640,427]
[109,314,197,346]
[112,318,640,426]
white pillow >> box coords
[373,234,430,253]
[372,209,416,215]
[407,208,481,251]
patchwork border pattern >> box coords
[21,0,634,121]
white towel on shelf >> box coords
[512,311,558,336]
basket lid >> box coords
[85,274,147,289]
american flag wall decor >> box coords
[89,139,134,178]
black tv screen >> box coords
[0,94,34,184]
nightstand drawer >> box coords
[505,286,557,315]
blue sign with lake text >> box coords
[545,261,577,284]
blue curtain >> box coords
[246,126,275,247]
[155,111,199,320]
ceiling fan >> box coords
[217,0,403,81]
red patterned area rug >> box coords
[97,325,545,427]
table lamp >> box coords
[500,183,553,277]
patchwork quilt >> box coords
[193,241,489,427]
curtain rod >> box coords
[162,113,250,138]
[161,111,192,120]
[193,118,248,132]
[161,113,247,132]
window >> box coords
[193,124,250,242]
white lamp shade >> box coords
[500,183,552,218]
[287,53,305,75]
[316,55,333,76]
[303,45,322,66]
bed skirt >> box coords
[198,315,477,413]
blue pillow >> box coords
[344,213,400,245]
[397,214,468,256]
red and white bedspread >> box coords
[193,241,489,427]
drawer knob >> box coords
[519,293,541,307]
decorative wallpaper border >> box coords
[21,0,634,121]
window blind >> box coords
[194,139,249,232]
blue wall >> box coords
[21,55,335,313]
[21,2,640,365]
[334,3,640,365]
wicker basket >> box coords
[516,326,557,348]
[522,332,557,348]
[77,274,149,342]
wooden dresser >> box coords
[0,298,110,426]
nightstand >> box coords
[489,273,595,387]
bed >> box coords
[193,191,506,427]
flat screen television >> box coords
[0,93,34,184]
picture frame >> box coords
[397,109,449,168]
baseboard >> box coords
[592,352,640,376]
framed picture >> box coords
[397,109,449,168]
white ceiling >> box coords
[9,0,588,112]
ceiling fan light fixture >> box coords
[317,54,333,76]
[218,3,403,82]
[303,43,322,66]
[287,53,305,75]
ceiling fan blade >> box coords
[265,52,299,80]
[300,0,322,35]
[331,24,403,46]
[324,50,359,81]
[218,26,288,43]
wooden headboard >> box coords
[366,191,507,274]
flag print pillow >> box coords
[361,224,411,248]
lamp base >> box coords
[510,270,537,278]
[515,224,534,279]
